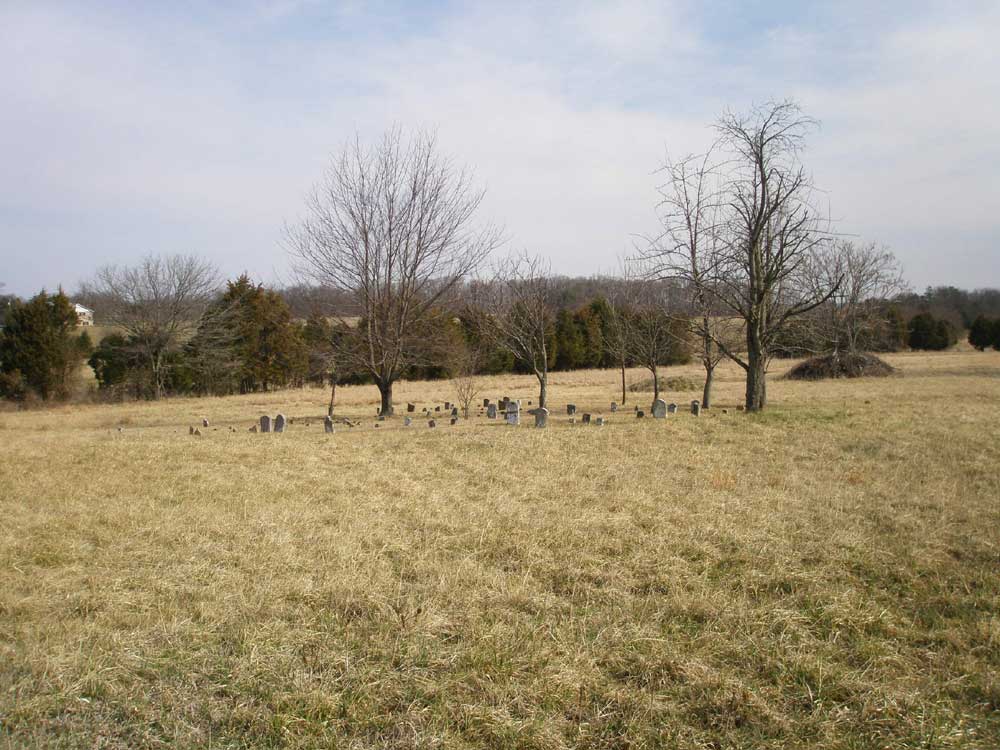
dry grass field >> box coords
[2,351,999,748]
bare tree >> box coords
[627,281,688,411]
[477,252,556,409]
[645,101,840,411]
[287,129,503,416]
[602,267,638,407]
[84,254,220,399]
[445,333,482,418]
[804,240,907,355]
[641,151,736,408]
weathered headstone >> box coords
[378,415,386,421]
[595,416,605,426]
[636,410,645,418]
[487,403,497,419]
[582,413,591,424]
[274,414,287,433]
[450,417,458,425]
[506,401,520,426]
[483,398,491,407]
[451,407,459,417]
[444,402,452,411]
[667,403,678,415]
[260,415,272,433]
[691,400,701,417]
[610,402,618,413]
[428,419,436,428]
[652,399,667,419]
[567,404,576,416]
[435,406,441,412]
[324,415,334,434]
[534,407,548,428]
[404,416,412,426]
[407,403,415,413]
[202,418,209,428]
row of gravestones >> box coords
[251,396,715,435]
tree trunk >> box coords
[745,349,767,411]
[702,364,714,409]
[650,364,659,413]
[537,370,547,409]
[378,379,394,416]
[328,380,336,417]
[620,363,626,405]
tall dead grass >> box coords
[1,351,999,748]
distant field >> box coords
[2,352,999,748]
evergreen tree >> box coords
[0,289,91,400]
[968,315,994,351]
[219,275,309,392]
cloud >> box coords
[0,0,997,295]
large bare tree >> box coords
[288,129,502,415]
[84,254,219,399]
[477,253,556,409]
[645,101,840,411]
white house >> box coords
[74,303,94,326]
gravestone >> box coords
[260,415,272,433]
[378,415,386,421]
[582,413,591,424]
[189,425,194,435]
[444,402,452,411]
[506,401,520,426]
[736,405,745,412]
[435,406,441,412]
[274,414,287,433]
[483,398,491,407]
[636,410,645,418]
[652,399,667,419]
[450,417,458,425]
[595,416,605,426]
[534,407,548,428]
[202,418,209,428]
[667,403,678,415]
[404,416,412,426]
[324,415,334,434]
[487,404,497,419]
[691,400,701,417]
[501,397,510,411]
[451,407,459,417]
[567,404,576,416]
[407,403,415,413]
[610,402,618,413]
[428,419,436,428]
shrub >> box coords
[968,315,994,351]
[628,375,700,392]
[908,312,957,351]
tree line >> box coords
[2,102,998,412]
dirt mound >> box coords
[785,352,896,381]
[628,375,700,392]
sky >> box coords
[2,0,998,297]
